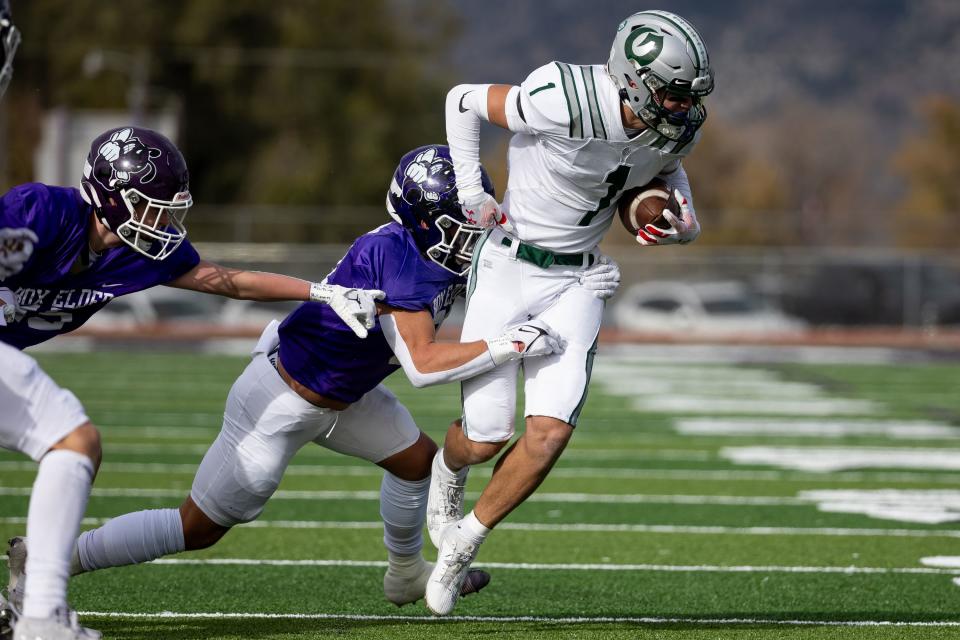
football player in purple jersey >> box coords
[1,4,102,638]
[4,145,569,611]
[0,124,384,639]
[1,125,384,350]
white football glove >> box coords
[460,188,505,229]
[309,283,385,339]
[636,189,701,246]
[563,255,621,300]
[0,287,17,327]
[485,318,565,366]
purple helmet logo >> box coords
[399,147,456,211]
[81,126,193,261]
[92,128,162,190]
[386,145,494,276]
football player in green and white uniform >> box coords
[424,10,714,615]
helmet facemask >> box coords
[424,213,484,276]
[115,188,192,260]
[608,11,714,144]
[632,73,710,143]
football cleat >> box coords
[383,555,490,607]
[424,523,483,616]
[12,607,100,640]
[426,450,468,549]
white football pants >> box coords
[0,342,89,460]
[191,322,421,527]
[460,227,602,443]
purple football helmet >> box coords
[80,127,192,260]
[0,0,19,99]
[386,145,494,276]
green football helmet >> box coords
[607,10,714,143]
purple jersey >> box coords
[278,222,464,404]
[0,183,200,349]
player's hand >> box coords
[636,189,700,246]
[460,189,505,228]
[563,255,621,300]
[0,227,39,279]
[0,287,17,326]
[309,283,386,339]
[486,318,565,365]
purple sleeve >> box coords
[161,238,201,283]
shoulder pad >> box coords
[518,62,577,135]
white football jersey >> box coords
[503,61,700,253]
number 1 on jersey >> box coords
[578,165,630,226]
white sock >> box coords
[438,447,469,479]
[459,510,491,544]
[76,508,184,572]
[380,473,429,557]
[22,450,94,619]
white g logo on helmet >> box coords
[607,10,714,142]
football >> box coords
[617,178,678,236]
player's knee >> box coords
[462,437,508,464]
[179,498,230,551]
[378,432,438,481]
[525,417,573,459]
[51,422,102,472]
[460,416,511,463]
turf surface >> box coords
[2,350,960,638]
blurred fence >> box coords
[191,241,960,330]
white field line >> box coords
[592,364,783,379]
[921,557,960,568]
[94,426,219,439]
[723,446,960,472]
[0,487,809,506]
[599,379,826,398]
[0,461,384,477]
[142,557,960,576]
[634,397,879,416]
[597,344,902,365]
[799,489,960,524]
[73,611,960,627]
[676,419,960,440]
[562,449,714,461]
[594,362,883,416]
[11,443,715,462]
[2,517,957,539]
[5,461,960,484]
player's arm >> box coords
[378,307,563,388]
[444,84,521,228]
[447,65,567,227]
[166,260,384,338]
[168,260,312,300]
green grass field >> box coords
[3,348,960,639]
